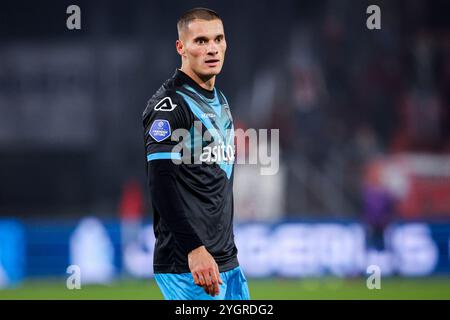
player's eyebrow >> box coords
[193,36,209,42]
[193,34,224,42]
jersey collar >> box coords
[174,69,216,100]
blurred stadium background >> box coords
[1,0,450,299]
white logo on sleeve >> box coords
[154,97,177,111]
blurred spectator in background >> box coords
[119,178,144,275]
[362,160,394,250]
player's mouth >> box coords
[205,59,220,67]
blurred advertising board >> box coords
[18,217,450,281]
[0,220,25,287]
[235,222,446,277]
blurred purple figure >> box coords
[362,161,394,250]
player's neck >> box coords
[180,67,215,91]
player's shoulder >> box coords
[142,77,187,121]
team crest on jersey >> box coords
[149,119,171,142]
[154,97,177,111]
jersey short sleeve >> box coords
[143,92,190,161]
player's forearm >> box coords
[148,160,204,255]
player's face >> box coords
[180,19,226,78]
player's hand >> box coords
[188,245,223,297]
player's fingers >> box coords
[197,272,206,287]
[203,284,211,296]
[192,272,200,286]
[203,270,216,296]
[201,277,212,295]
[208,282,216,296]
[203,270,212,288]
[200,273,213,295]
[210,270,220,296]
[215,264,223,285]
[206,285,215,297]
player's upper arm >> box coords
[143,93,203,252]
[143,92,190,161]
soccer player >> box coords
[142,8,250,300]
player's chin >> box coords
[202,66,222,77]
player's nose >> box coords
[206,42,219,55]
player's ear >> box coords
[176,39,185,56]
